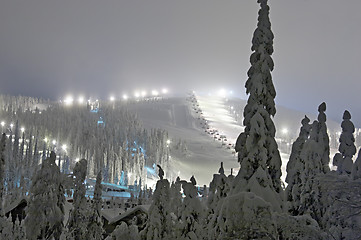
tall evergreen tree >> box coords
[67,159,89,240]
[285,116,311,215]
[233,0,282,210]
[298,103,330,221]
[178,177,205,239]
[25,151,65,240]
[317,102,330,173]
[0,133,6,216]
[352,149,361,180]
[87,170,104,240]
[333,110,356,174]
[211,1,282,238]
[141,169,172,239]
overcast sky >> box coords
[1,0,360,126]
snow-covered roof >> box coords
[4,196,29,214]
[108,205,150,225]
[101,208,125,222]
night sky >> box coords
[1,0,360,126]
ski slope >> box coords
[128,94,342,186]
[127,97,239,186]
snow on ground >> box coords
[128,94,342,186]
[197,95,295,183]
[196,94,342,183]
[127,98,239,186]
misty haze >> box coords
[0,0,361,239]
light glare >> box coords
[78,96,84,104]
[64,96,74,105]
[152,90,159,96]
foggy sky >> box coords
[1,0,361,126]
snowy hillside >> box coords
[127,93,344,185]
[127,97,239,186]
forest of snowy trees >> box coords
[0,94,171,206]
[1,0,361,239]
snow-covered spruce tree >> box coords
[24,151,65,240]
[67,159,90,240]
[298,103,330,222]
[141,166,172,239]
[111,222,140,240]
[169,178,182,225]
[333,110,356,174]
[178,177,205,240]
[233,0,283,208]
[317,102,330,173]
[211,1,281,238]
[87,170,104,240]
[352,149,361,180]
[0,133,6,216]
[207,162,229,214]
[207,162,234,238]
[285,116,311,215]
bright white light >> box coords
[20,127,25,133]
[64,96,74,105]
[151,90,159,96]
[52,140,56,145]
[230,106,234,110]
[0,121,5,127]
[282,128,288,134]
[134,92,140,98]
[123,94,128,100]
[166,139,171,145]
[75,158,80,162]
[78,96,84,104]
[110,96,115,102]
[62,144,67,151]
[219,88,226,97]
[162,88,168,94]
[141,91,147,97]
[44,137,48,142]
[10,123,13,128]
